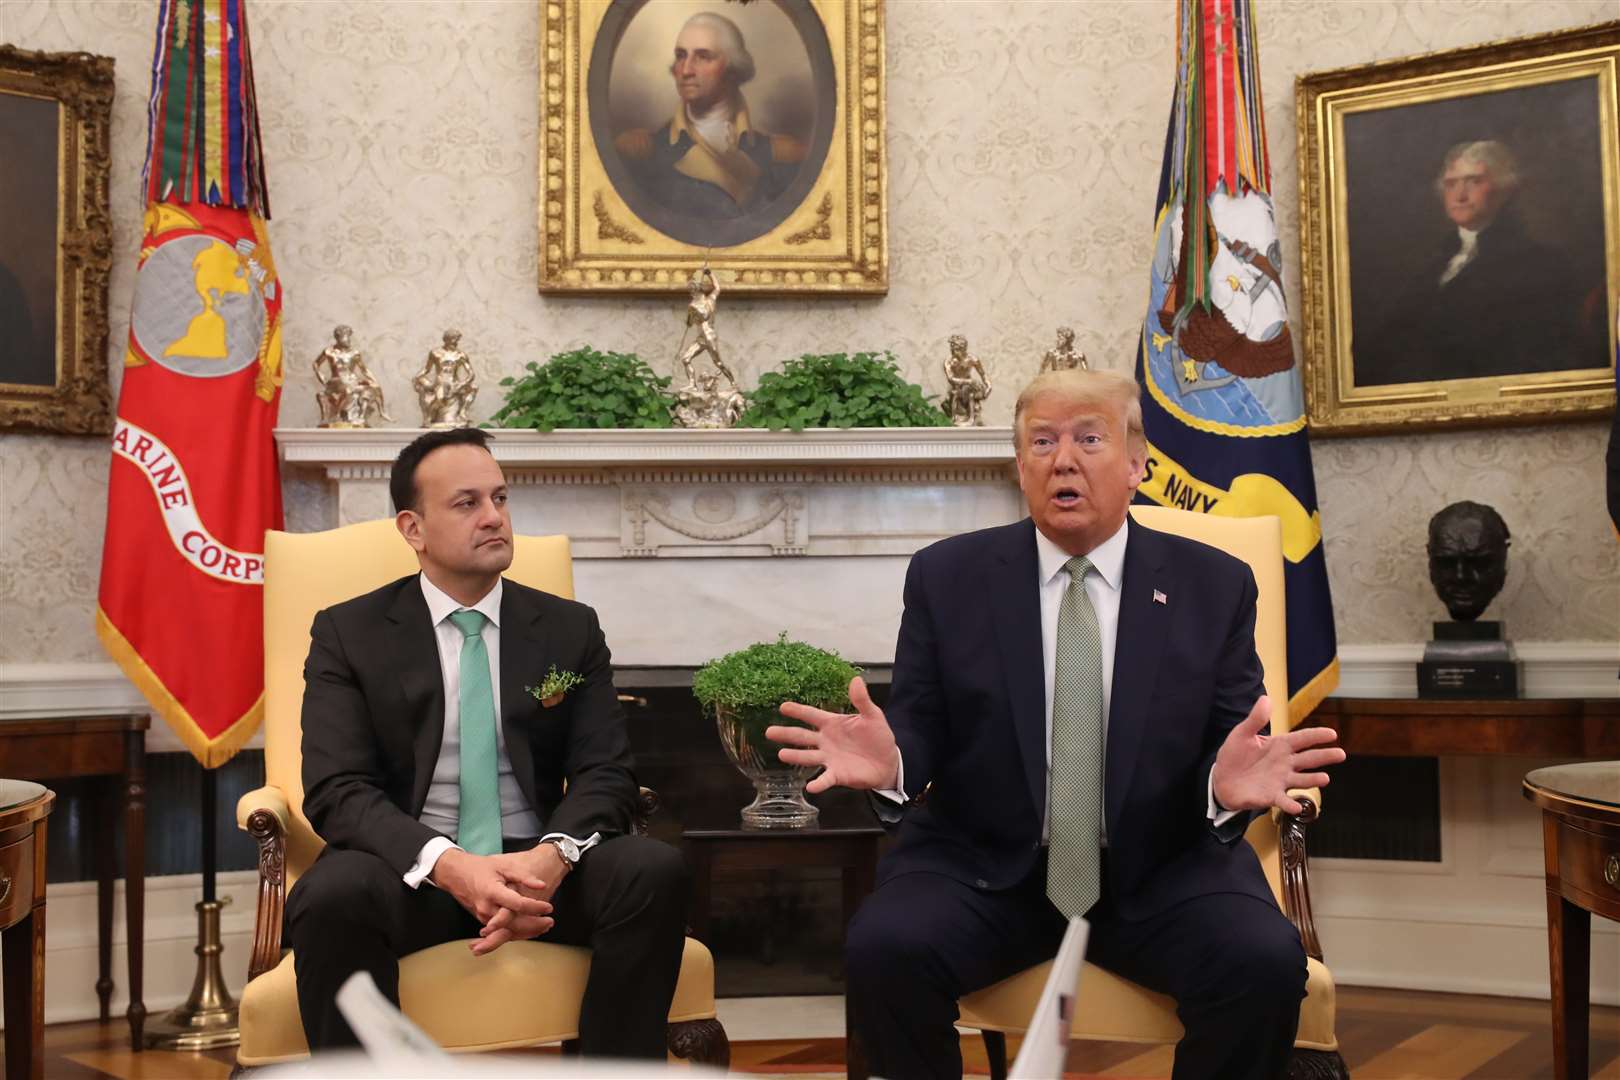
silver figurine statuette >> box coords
[943,333,991,427]
[673,267,744,429]
[1041,326,1089,373]
[314,325,392,428]
[413,329,478,428]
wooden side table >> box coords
[1523,761,1620,1080]
[1309,697,1620,758]
[682,819,883,1080]
[0,714,148,1048]
[1,779,55,1080]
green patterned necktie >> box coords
[1047,555,1105,917]
[448,609,502,856]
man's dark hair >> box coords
[389,427,492,513]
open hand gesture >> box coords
[767,677,901,794]
[1211,696,1346,815]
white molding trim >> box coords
[6,647,1611,752]
[1334,641,1619,698]
[1319,912,1619,1006]
[6,871,260,1028]
[276,426,1020,468]
[0,662,261,753]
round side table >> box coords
[1523,761,1620,1080]
[1,778,56,1080]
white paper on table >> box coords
[1008,915,1090,1080]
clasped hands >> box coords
[430,842,571,956]
[766,677,1345,815]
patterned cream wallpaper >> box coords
[1,0,1615,666]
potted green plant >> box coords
[487,347,676,431]
[692,633,860,829]
[737,351,950,430]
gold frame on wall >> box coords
[538,0,887,295]
[1296,22,1619,437]
[0,45,114,436]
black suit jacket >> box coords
[299,575,639,877]
[879,517,1274,919]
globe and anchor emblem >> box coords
[129,211,269,377]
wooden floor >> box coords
[17,986,1620,1079]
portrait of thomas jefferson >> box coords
[1343,78,1612,388]
[590,1,835,248]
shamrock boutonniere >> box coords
[528,665,585,708]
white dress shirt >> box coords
[1438,226,1480,287]
[887,519,1238,840]
[403,574,598,888]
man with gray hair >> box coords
[1358,137,1596,386]
[615,11,806,219]
[769,370,1344,1080]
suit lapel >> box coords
[386,579,447,817]
[1106,518,1171,834]
[498,580,544,816]
[988,519,1049,817]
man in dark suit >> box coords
[770,369,1344,1080]
[287,427,686,1058]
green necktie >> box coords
[1047,555,1105,917]
[448,609,502,856]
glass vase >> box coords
[713,703,819,829]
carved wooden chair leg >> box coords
[1289,1047,1351,1080]
[982,1030,1010,1080]
[666,1018,730,1069]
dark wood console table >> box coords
[683,814,883,1080]
[1,779,55,1080]
[0,715,148,1048]
[1307,697,1619,758]
[1523,762,1620,1080]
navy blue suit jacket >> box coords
[879,516,1275,920]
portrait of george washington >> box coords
[588,0,837,249]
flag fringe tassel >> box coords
[96,605,262,768]
[1288,657,1340,727]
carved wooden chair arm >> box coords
[1275,792,1324,962]
[238,785,291,983]
[635,786,659,836]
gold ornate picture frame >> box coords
[1297,22,1618,436]
[0,45,115,436]
[539,0,886,295]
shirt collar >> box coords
[1456,225,1480,250]
[1034,517,1128,592]
[670,92,752,145]
[419,572,503,629]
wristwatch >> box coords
[544,835,582,866]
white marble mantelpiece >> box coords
[276,427,1024,666]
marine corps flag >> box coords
[97,0,282,767]
[1136,0,1338,718]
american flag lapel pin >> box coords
[1152,589,1168,605]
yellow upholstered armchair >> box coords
[955,506,1347,1080]
[233,519,726,1071]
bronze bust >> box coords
[1426,501,1510,622]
